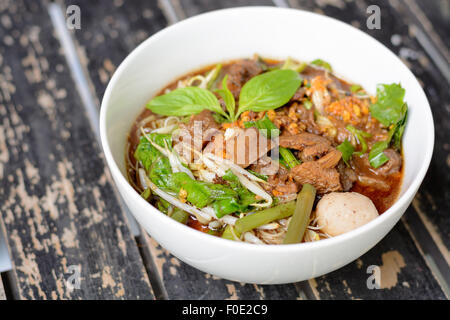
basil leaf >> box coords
[236,69,302,120]
[369,83,406,126]
[311,59,333,72]
[337,140,355,166]
[369,141,390,168]
[212,113,229,124]
[215,75,235,121]
[147,87,226,117]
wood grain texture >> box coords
[0,278,5,300]
[143,233,303,300]
[407,0,450,61]
[307,221,445,299]
[177,0,274,17]
[57,0,168,103]
[0,0,153,299]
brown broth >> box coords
[126,58,404,224]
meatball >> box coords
[316,192,379,237]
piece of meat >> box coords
[375,149,402,176]
[187,110,221,146]
[204,127,277,168]
[290,87,307,102]
[295,104,320,135]
[301,142,332,162]
[225,59,263,99]
[353,149,402,178]
[357,175,390,191]
[248,155,279,176]
[250,163,298,196]
[279,132,331,151]
[175,110,221,162]
[316,149,342,168]
[290,161,342,194]
[337,161,357,191]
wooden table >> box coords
[0,0,448,300]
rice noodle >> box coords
[276,193,297,203]
[256,222,280,230]
[220,215,238,226]
[244,232,264,244]
[201,206,217,219]
[151,124,178,134]
[208,220,222,229]
[203,153,267,184]
[257,229,286,245]
[230,170,272,207]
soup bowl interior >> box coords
[100,7,434,284]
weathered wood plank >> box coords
[143,233,303,300]
[0,277,6,300]
[288,0,450,298]
[62,0,305,300]
[407,0,450,60]
[307,219,446,299]
[57,0,168,102]
[0,0,153,299]
[177,0,274,18]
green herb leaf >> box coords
[244,115,280,138]
[255,55,269,71]
[134,134,172,171]
[206,64,222,89]
[147,87,226,117]
[346,125,372,156]
[337,140,355,166]
[236,69,302,120]
[311,59,333,72]
[350,84,362,93]
[368,103,408,168]
[247,170,268,181]
[212,113,229,124]
[282,57,307,73]
[245,115,300,168]
[303,99,313,110]
[392,104,408,150]
[140,188,151,200]
[369,141,390,168]
[369,83,406,126]
[215,75,235,121]
[167,171,255,218]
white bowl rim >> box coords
[100,6,435,253]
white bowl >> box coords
[100,7,434,284]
